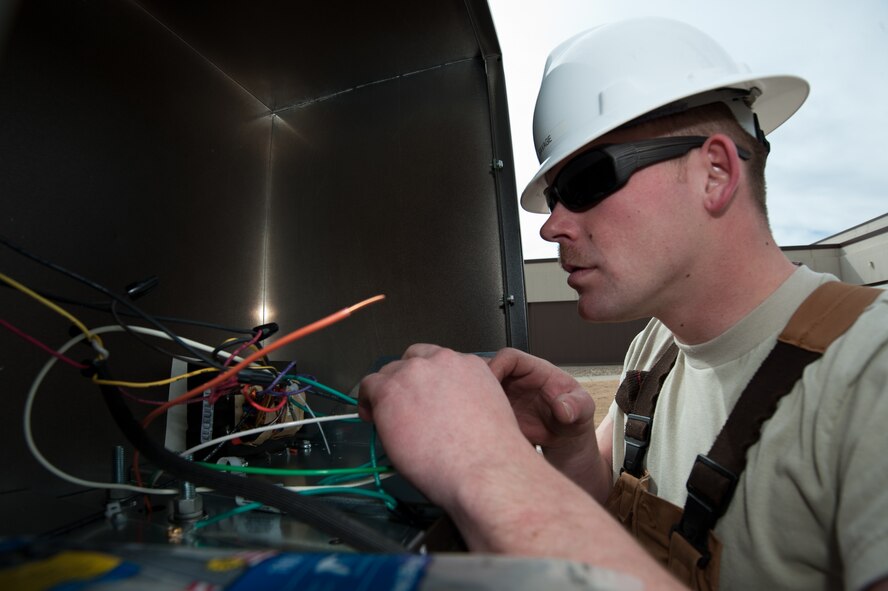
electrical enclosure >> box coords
[0,0,526,536]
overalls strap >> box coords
[606,282,880,590]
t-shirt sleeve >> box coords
[830,308,888,590]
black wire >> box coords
[0,282,255,334]
[0,283,255,334]
[0,235,224,368]
[210,335,254,365]
[95,362,406,553]
[110,300,211,366]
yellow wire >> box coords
[0,271,107,358]
[92,366,220,388]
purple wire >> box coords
[257,360,298,396]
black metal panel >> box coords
[480,54,529,351]
[134,0,480,111]
[0,0,523,532]
[0,0,273,497]
[265,59,507,388]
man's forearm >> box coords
[444,450,684,591]
[543,408,615,503]
[543,444,614,503]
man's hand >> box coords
[487,347,613,501]
[358,344,676,590]
[357,344,539,509]
[488,347,597,451]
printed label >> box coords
[226,553,429,591]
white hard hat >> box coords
[521,17,810,213]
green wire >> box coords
[193,501,263,530]
[289,398,322,416]
[290,375,358,406]
[298,487,398,507]
[197,462,392,477]
[192,487,398,531]
[370,425,395,509]
[317,460,377,485]
[189,376,395,533]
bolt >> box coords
[169,455,204,522]
[181,455,195,500]
[112,446,126,484]
[108,445,128,501]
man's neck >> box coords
[659,246,797,345]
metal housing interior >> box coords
[0,0,525,536]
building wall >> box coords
[528,300,648,365]
[785,213,888,287]
[524,259,650,364]
[526,212,887,365]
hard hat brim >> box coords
[520,73,809,214]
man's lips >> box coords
[562,263,596,289]
[561,262,580,274]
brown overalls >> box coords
[602,282,880,590]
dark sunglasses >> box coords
[545,136,751,212]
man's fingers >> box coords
[552,391,596,426]
[488,347,533,381]
[401,343,443,360]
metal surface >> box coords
[0,0,525,535]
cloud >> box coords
[490,0,888,257]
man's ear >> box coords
[700,134,743,216]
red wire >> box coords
[245,390,289,413]
[224,331,262,367]
[0,317,88,369]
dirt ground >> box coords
[559,366,622,425]
[580,378,620,425]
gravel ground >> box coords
[559,365,622,379]
[558,365,622,424]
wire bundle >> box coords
[1,235,402,549]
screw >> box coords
[181,455,195,500]
[108,445,128,501]
[112,445,126,484]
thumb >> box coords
[552,391,594,426]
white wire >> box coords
[284,473,394,491]
[179,414,358,458]
[125,325,256,364]
[24,324,359,496]
[296,391,332,456]
[25,326,179,495]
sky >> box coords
[487,0,888,260]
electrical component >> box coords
[3,236,419,554]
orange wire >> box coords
[141,294,385,430]
[131,294,385,491]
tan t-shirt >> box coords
[609,266,888,591]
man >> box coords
[358,18,888,590]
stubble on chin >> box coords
[558,243,590,269]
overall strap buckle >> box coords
[621,413,652,476]
[673,454,738,566]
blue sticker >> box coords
[226,553,429,591]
